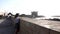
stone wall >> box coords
[19,20,60,34]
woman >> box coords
[14,13,20,34]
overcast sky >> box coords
[0,0,60,17]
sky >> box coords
[0,0,60,17]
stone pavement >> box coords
[0,18,15,34]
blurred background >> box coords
[0,0,60,19]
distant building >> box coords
[20,14,26,17]
[20,14,32,18]
[0,12,4,18]
[31,11,38,18]
[20,11,45,18]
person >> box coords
[14,13,20,34]
[0,13,15,34]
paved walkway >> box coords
[0,18,15,34]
